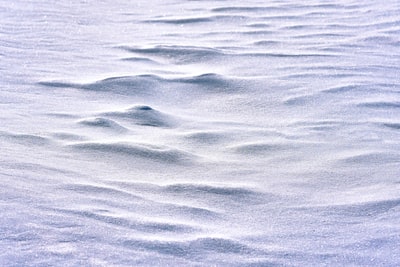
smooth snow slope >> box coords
[1,0,400,266]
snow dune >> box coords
[1,0,400,266]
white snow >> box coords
[1,0,400,266]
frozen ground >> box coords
[1,0,400,266]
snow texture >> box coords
[1,0,400,266]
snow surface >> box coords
[1,0,400,266]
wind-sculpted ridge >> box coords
[39,75,162,95]
[100,105,178,128]
[68,141,196,164]
[121,45,225,64]
[38,72,240,99]
[78,117,128,132]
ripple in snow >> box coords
[100,105,177,128]
[78,117,128,132]
[68,142,194,164]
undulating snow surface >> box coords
[1,0,400,266]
